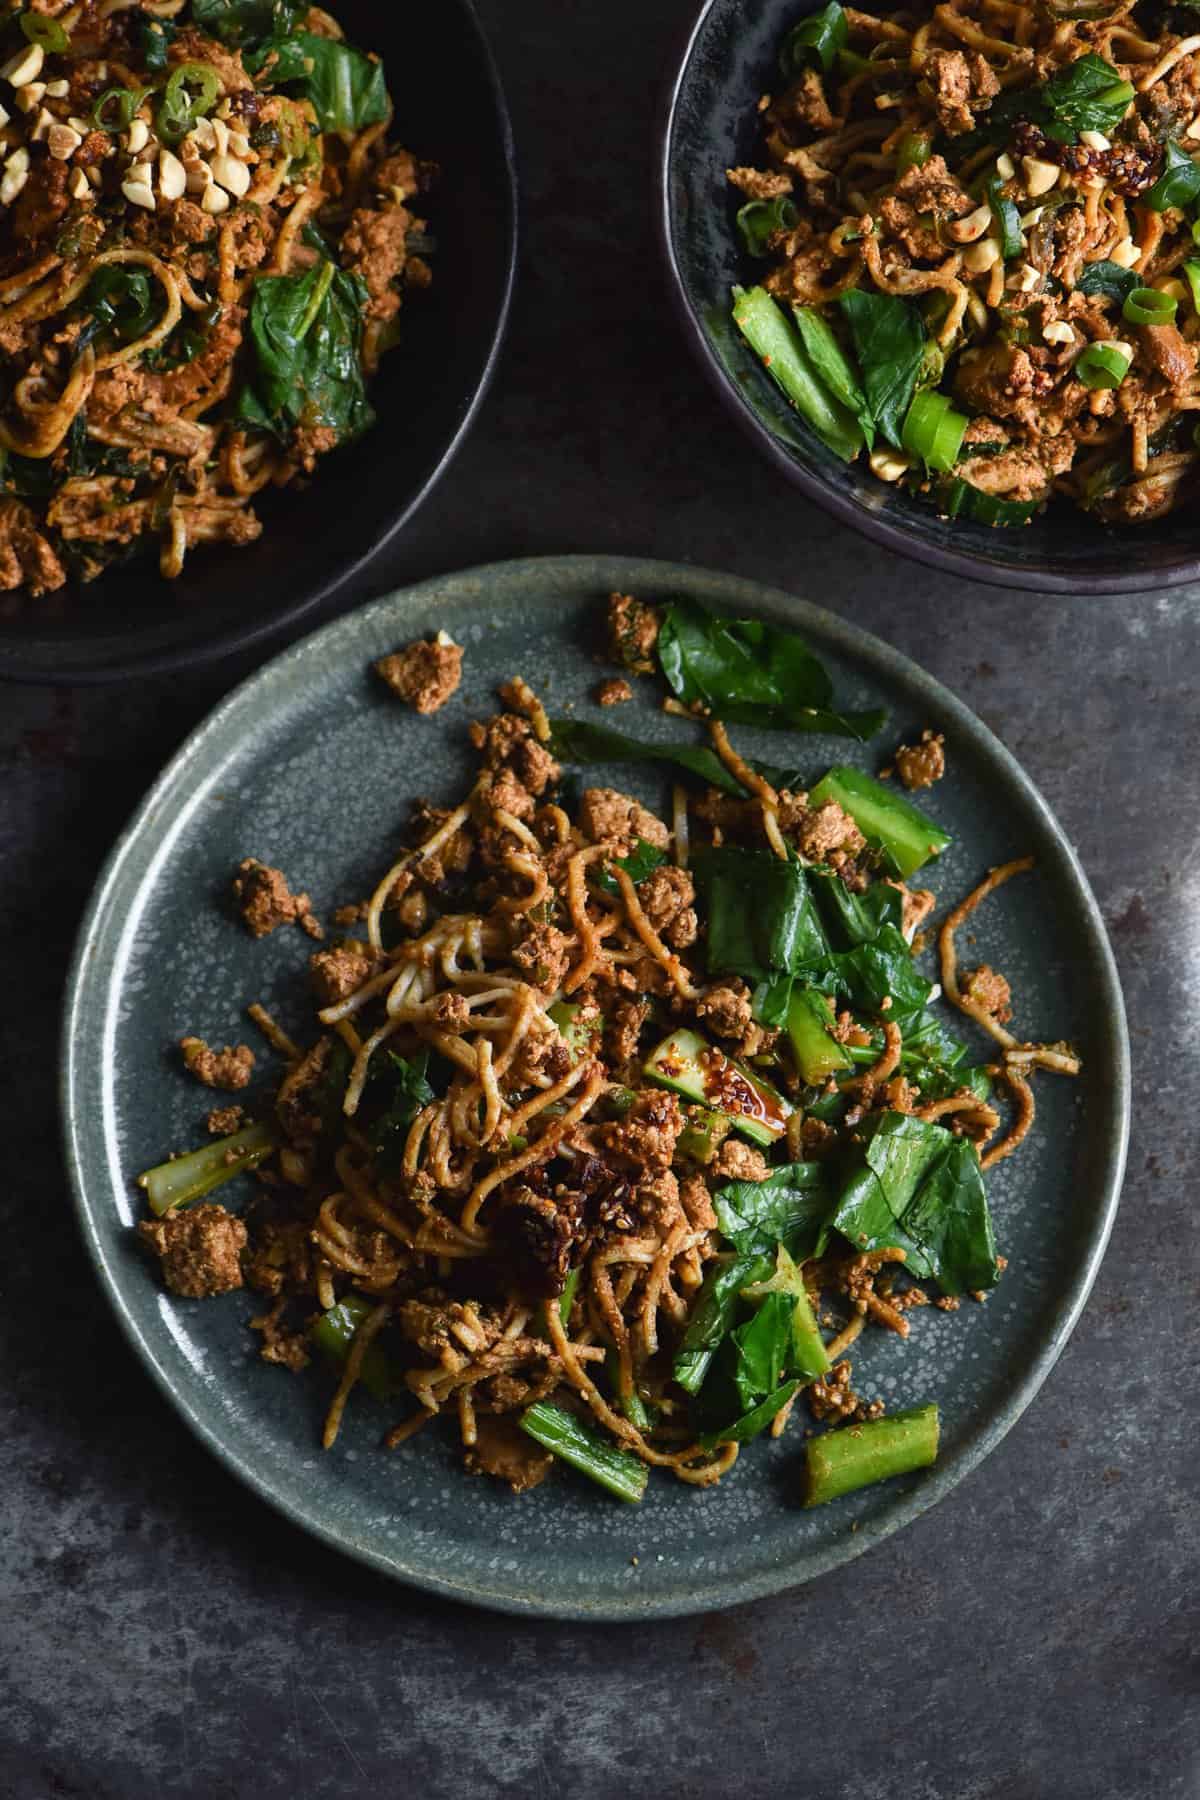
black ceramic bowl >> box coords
[0,0,516,684]
[659,0,1200,595]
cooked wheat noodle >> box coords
[981,1065,1036,1167]
[246,1002,302,1061]
[322,1301,390,1448]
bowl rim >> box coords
[0,0,519,688]
[656,0,1200,598]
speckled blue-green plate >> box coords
[61,556,1129,1620]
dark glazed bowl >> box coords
[658,0,1200,595]
[0,0,517,685]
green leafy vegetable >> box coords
[727,1292,794,1406]
[792,306,873,445]
[806,864,903,948]
[803,1403,939,1505]
[592,838,669,898]
[367,1051,434,1175]
[741,1243,831,1381]
[956,55,1130,155]
[139,17,176,71]
[830,1110,1000,1295]
[190,0,304,47]
[1183,258,1200,313]
[547,717,745,797]
[732,284,865,462]
[657,597,887,740]
[1075,259,1140,306]
[838,289,927,449]
[693,846,831,981]
[779,2,848,75]
[822,923,936,1026]
[737,194,799,257]
[712,1162,832,1261]
[234,258,375,446]
[1040,53,1134,141]
[247,30,389,132]
[520,1402,649,1503]
[954,83,1038,155]
[902,1134,999,1295]
[673,1253,773,1393]
[698,1379,800,1449]
[79,267,163,349]
[1144,139,1200,212]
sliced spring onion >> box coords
[901,389,967,472]
[520,1402,649,1503]
[985,177,1022,260]
[736,195,799,258]
[21,11,70,50]
[136,1121,277,1216]
[1122,286,1177,324]
[1076,341,1132,388]
[779,1,848,76]
[895,129,932,177]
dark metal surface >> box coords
[0,0,1195,1791]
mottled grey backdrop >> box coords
[1,1,1196,1795]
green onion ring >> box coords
[1122,286,1177,324]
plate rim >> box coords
[655,0,1200,598]
[0,0,518,688]
[59,552,1131,1620]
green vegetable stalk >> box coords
[807,765,951,879]
[137,1122,276,1216]
[802,1403,940,1506]
[520,1402,649,1503]
[312,1294,403,1401]
[732,285,865,463]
